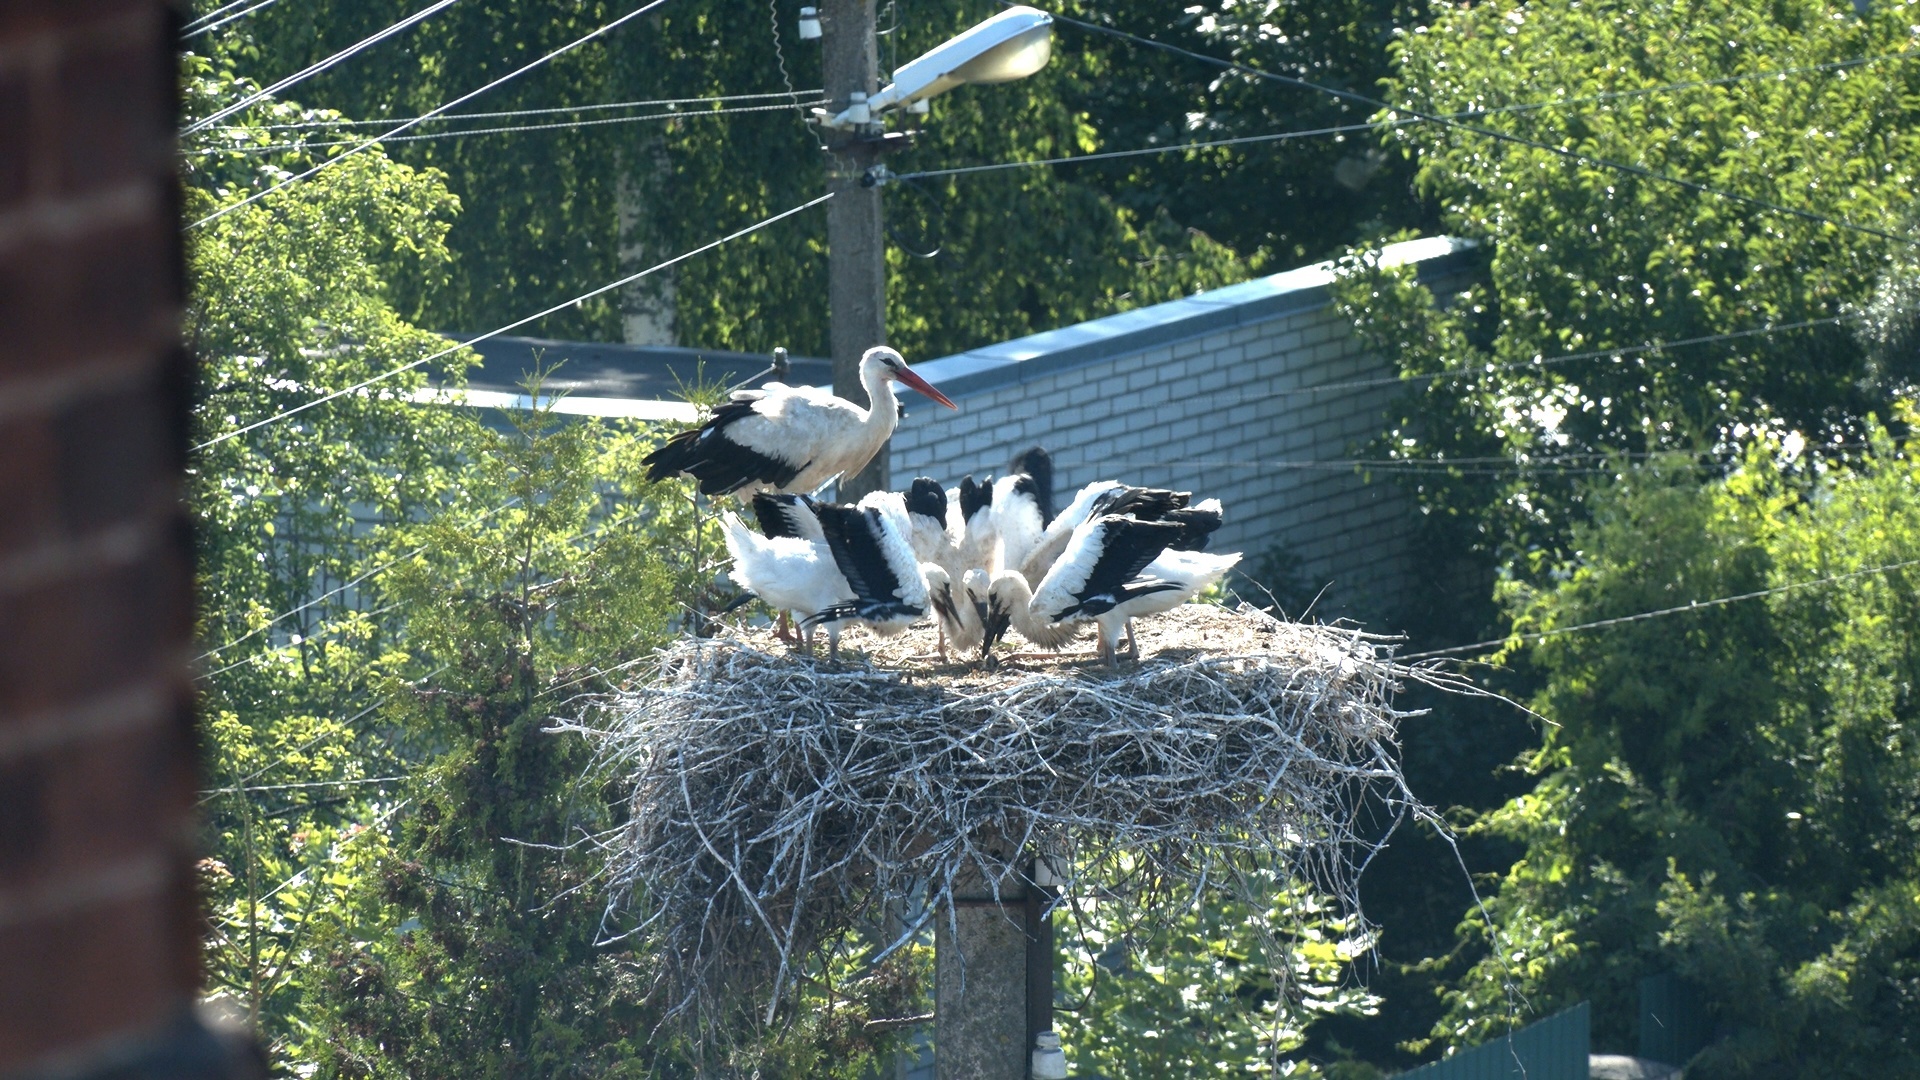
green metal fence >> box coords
[1391,1002,1591,1080]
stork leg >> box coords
[1126,618,1141,662]
[937,623,948,663]
[776,610,796,643]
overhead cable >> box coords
[218,89,823,129]
[189,0,676,230]
[1400,557,1920,662]
[1046,7,1920,247]
[893,119,1407,181]
[1266,316,1854,400]
[183,0,287,38]
[203,100,824,155]
[892,49,1919,184]
[184,0,462,135]
[192,191,834,451]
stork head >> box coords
[962,567,993,626]
[862,346,958,409]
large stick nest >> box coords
[561,602,1424,1027]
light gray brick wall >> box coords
[888,237,1477,625]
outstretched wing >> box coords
[1034,516,1185,619]
[813,505,926,622]
[1089,485,1190,522]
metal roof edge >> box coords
[912,236,1478,400]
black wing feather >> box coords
[814,505,915,621]
[750,492,809,539]
[1089,485,1190,522]
[958,474,993,521]
[641,398,805,496]
[907,477,947,522]
[1162,506,1223,551]
[1007,445,1055,525]
[1072,518,1185,607]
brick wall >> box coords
[0,3,238,1076]
[890,237,1477,625]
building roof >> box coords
[411,236,1477,417]
[415,336,830,422]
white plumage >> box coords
[720,512,849,653]
[644,346,957,497]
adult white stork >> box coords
[643,346,958,497]
[802,503,931,659]
[1012,509,1240,665]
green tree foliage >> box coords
[185,59,486,1044]
[1337,0,1920,570]
[1440,416,1920,1075]
[182,66,711,1074]
[1060,868,1380,1077]
[1311,0,1920,1069]
[186,0,1436,361]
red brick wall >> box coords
[0,1,201,1074]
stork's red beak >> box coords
[895,366,958,409]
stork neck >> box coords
[861,363,898,430]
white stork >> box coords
[1011,482,1194,587]
[643,346,957,497]
[802,503,931,659]
[720,509,848,654]
[924,564,987,661]
[992,506,1238,666]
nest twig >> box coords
[557,602,1430,1032]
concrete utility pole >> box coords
[935,843,1056,1080]
[821,0,889,501]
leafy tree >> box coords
[1438,415,1920,1076]
[1060,868,1381,1078]
[1308,1,1920,1066]
[184,58,487,1048]
[1337,0,1920,569]
[185,0,1436,361]
[293,399,705,1078]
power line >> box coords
[1475,49,1920,119]
[195,499,524,663]
[1045,7,1920,248]
[892,119,1407,182]
[188,0,676,230]
[185,0,263,31]
[184,0,462,135]
[183,0,287,38]
[217,89,821,129]
[1261,316,1853,401]
[201,775,407,797]
[1400,557,1920,662]
[891,48,1920,186]
[200,100,824,155]
[193,191,834,451]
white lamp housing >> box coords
[797,6,821,40]
[822,5,1052,128]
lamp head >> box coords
[865,7,1053,115]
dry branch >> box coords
[557,602,1427,1030]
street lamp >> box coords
[816,5,1052,130]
